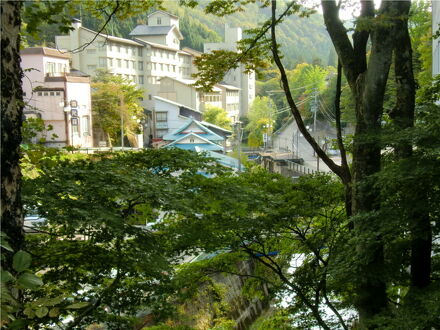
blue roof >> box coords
[162,118,224,142]
[194,147,244,170]
[165,144,223,151]
[164,132,223,151]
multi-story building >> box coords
[204,25,256,118]
[55,11,252,141]
[21,47,93,148]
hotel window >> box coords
[50,92,54,96]
[108,58,113,67]
[157,17,162,25]
[132,75,137,83]
[98,57,106,67]
[82,116,90,136]
[117,45,121,52]
[138,61,143,70]
[132,61,136,69]
[117,59,121,68]
[124,60,129,68]
[37,92,42,96]
[125,47,129,54]
[138,75,144,84]
[138,48,143,56]
[45,62,56,75]
[56,91,60,96]
[44,92,48,96]
[156,112,167,122]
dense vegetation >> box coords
[2,0,439,329]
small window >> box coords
[124,60,129,68]
[138,48,143,56]
[156,112,167,122]
[44,92,48,96]
[86,49,96,54]
[117,59,121,68]
[148,94,152,100]
[157,17,162,25]
[82,116,90,136]
[37,92,42,96]
[139,75,144,84]
[138,61,143,70]
[50,92,54,96]
[56,91,60,96]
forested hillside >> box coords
[24,2,332,67]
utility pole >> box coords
[120,94,124,148]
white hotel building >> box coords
[55,10,253,140]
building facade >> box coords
[55,11,253,142]
[21,47,93,148]
[204,25,256,118]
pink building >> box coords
[21,47,93,148]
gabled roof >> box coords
[153,96,201,113]
[199,121,232,135]
[129,25,183,40]
[159,76,222,92]
[162,118,224,142]
[79,26,143,46]
[147,10,179,20]
[164,132,223,151]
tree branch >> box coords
[270,0,348,183]
[59,1,120,54]
[334,60,351,180]
[321,0,357,88]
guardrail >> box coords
[285,160,317,175]
[73,147,143,154]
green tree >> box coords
[192,0,438,327]
[92,70,144,147]
[202,105,232,129]
[21,149,226,328]
[246,96,276,147]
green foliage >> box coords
[246,96,276,147]
[202,105,232,129]
[22,149,228,328]
[1,233,46,328]
[159,170,349,328]
[92,69,144,146]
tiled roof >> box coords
[162,119,224,142]
[21,47,70,59]
[129,25,173,36]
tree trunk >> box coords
[1,1,24,266]
[322,0,412,326]
[390,15,431,289]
